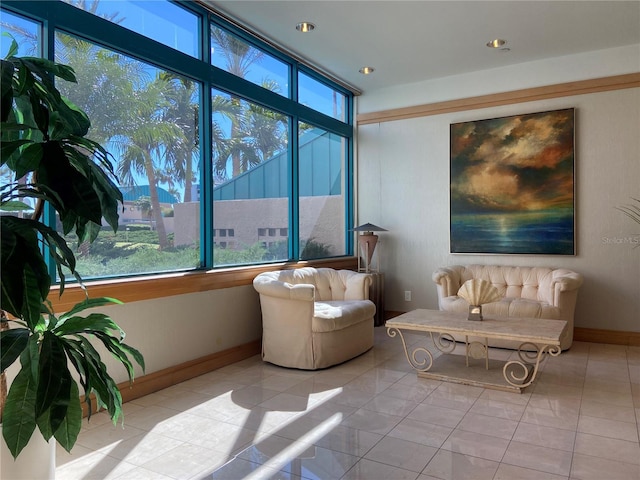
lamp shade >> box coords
[352,223,388,233]
[352,223,387,273]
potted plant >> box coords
[0,37,144,467]
[616,197,640,225]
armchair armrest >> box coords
[551,269,584,292]
[341,271,373,300]
[550,269,583,318]
[432,266,463,299]
[253,277,315,302]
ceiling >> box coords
[207,0,640,94]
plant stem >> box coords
[0,310,8,422]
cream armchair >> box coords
[433,265,583,350]
[253,267,376,369]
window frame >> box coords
[2,0,355,294]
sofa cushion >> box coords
[456,265,555,305]
[313,300,376,333]
[440,296,561,320]
[261,267,369,301]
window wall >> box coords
[1,0,354,281]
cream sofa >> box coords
[253,267,376,369]
[432,265,583,350]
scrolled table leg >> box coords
[387,327,434,372]
[430,332,457,354]
[503,343,560,389]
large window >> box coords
[298,127,347,259]
[62,0,199,57]
[1,0,354,281]
[299,71,346,121]
[210,24,289,97]
[54,32,201,278]
[0,10,39,57]
[210,88,289,266]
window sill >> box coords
[48,257,358,312]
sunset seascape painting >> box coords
[450,108,575,255]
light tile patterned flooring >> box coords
[56,328,640,480]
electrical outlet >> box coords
[404,290,412,301]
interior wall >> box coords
[356,46,640,333]
[357,45,640,114]
[93,285,262,384]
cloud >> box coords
[451,109,574,213]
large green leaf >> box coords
[62,340,93,417]
[58,297,122,320]
[0,216,73,323]
[27,88,50,136]
[0,200,33,212]
[76,337,120,418]
[43,376,72,439]
[56,313,122,337]
[35,405,53,440]
[0,217,50,325]
[35,332,70,420]
[71,135,118,176]
[1,59,16,122]
[51,96,91,139]
[93,332,135,378]
[119,342,146,374]
[0,138,32,165]
[67,145,122,232]
[14,58,90,139]
[53,382,82,453]
[38,141,103,228]
[18,56,77,84]
[1,182,63,212]
[13,141,42,178]
[0,327,29,372]
[2,34,18,58]
[16,58,61,104]
[2,352,38,459]
[13,60,36,98]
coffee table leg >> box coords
[429,332,457,354]
[503,343,561,389]
[386,327,434,372]
[465,336,489,370]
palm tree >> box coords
[211,82,287,181]
[114,76,186,250]
[55,33,148,146]
[70,0,125,23]
[134,196,153,221]
[211,26,264,178]
[55,34,187,251]
[244,82,288,162]
[157,73,199,203]
[211,92,238,181]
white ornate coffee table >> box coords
[386,309,567,393]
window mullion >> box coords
[201,11,213,269]
[43,15,59,281]
[290,117,299,260]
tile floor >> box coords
[56,328,640,479]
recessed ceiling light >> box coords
[359,66,375,75]
[486,38,507,48]
[296,22,315,33]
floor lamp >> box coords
[353,223,387,273]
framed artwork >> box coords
[450,108,575,255]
